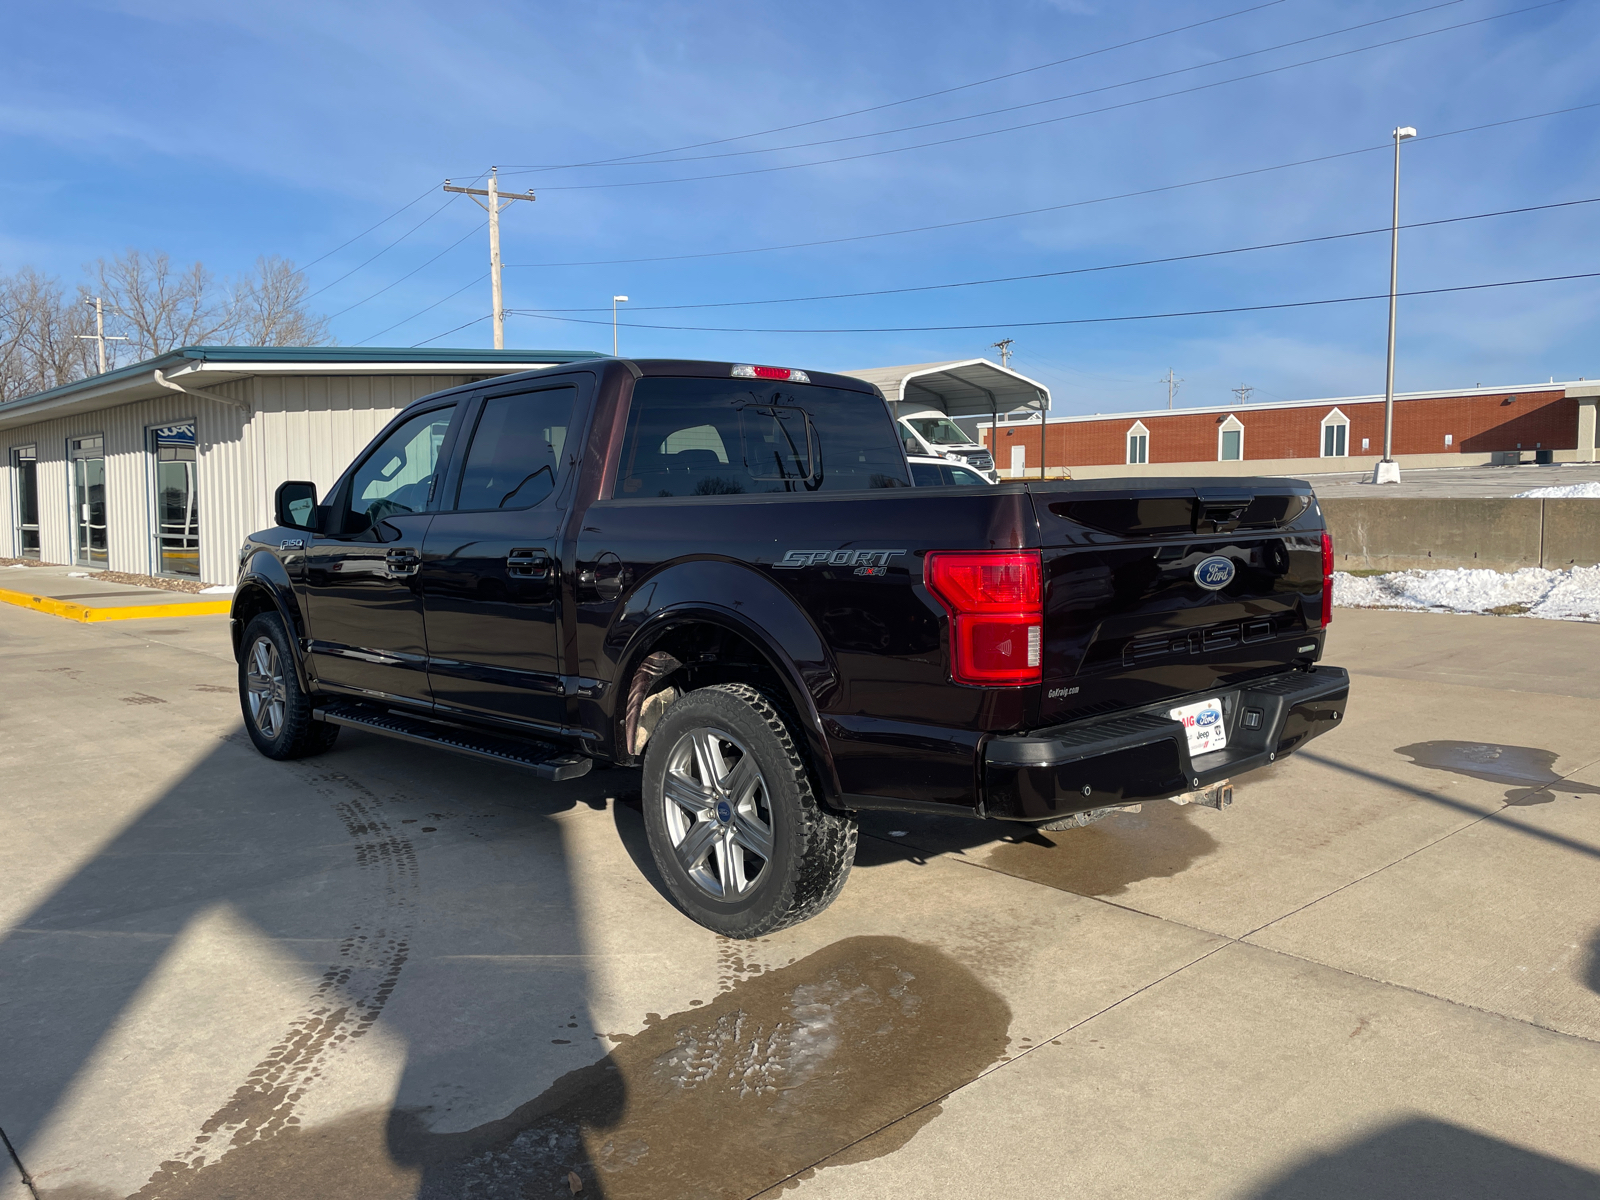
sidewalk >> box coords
[0,563,232,622]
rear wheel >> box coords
[641,683,856,937]
[239,612,339,760]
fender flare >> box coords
[230,550,312,692]
[606,559,843,802]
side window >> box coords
[344,406,455,533]
[948,465,988,486]
[453,387,577,511]
[910,461,945,487]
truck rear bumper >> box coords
[982,666,1349,822]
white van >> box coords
[897,409,998,482]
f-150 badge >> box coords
[775,548,906,576]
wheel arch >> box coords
[230,552,311,691]
[611,601,844,807]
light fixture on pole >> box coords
[612,296,629,357]
[1374,125,1417,485]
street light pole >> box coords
[1375,125,1417,485]
[612,296,629,356]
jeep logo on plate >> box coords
[1194,555,1236,591]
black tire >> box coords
[238,612,340,760]
[641,683,856,937]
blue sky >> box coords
[3,0,1596,414]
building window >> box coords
[68,434,108,568]
[1218,415,1244,461]
[1126,421,1149,465]
[1321,409,1349,458]
[11,445,40,559]
[150,423,200,577]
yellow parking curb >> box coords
[0,586,231,623]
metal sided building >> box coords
[0,346,601,584]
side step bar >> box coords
[314,701,593,781]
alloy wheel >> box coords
[661,726,774,899]
[245,635,287,740]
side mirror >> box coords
[275,480,322,532]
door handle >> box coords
[385,548,421,577]
[507,548,550,578]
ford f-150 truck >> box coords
[232,358,1348,937]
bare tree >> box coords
[0,268,96,402]
[93,250,231,359]
[234,256,332,346]
[0,250,333,401]
[93,249,333,358]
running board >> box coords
[314,702,593,781]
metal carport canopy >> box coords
[838,359,1051,422]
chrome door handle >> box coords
[385,549,420,576]
[507,548,550,578]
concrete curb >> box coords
[0,586,231,623]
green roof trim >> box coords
[0,344,605,411]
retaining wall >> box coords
[1321,497,1600,572]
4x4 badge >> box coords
[775,548,905,577]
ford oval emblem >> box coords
[1194,555,1236,591]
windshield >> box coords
[906,417,973,446]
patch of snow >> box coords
[198,584,236,594]
[66,571,91,578]
[1334,566,1600,622]
[1513,481,1600,498]
[6,563,30,569]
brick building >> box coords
[984,381,1600,478]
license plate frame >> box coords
[1170,696,1227,757]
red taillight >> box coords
[1321,530,1334,628]
[924,551,1043,685]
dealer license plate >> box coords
[1170,697,1227,757]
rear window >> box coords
[613,377,910,498]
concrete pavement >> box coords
[0,603,1596,1198]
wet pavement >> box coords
[2,605,1598,1198]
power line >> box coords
[510,269,1600,335]
[299,183,438,272]
[494,0,1292,173]
[504,1,1565,192]
[504,1,1464,175]
[503,100,1600,268]
[305,172,488,299]
[508,195,1600,315]
[327,220,486,320]
[411,314,492,348]
[356,273,489,345]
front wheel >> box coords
[641,683,856,937]
[238,612,339,760]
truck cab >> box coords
[897,410,999,481]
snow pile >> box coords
[199,584,236,594]
[1513,481,1600,498]
[1334,566,1600,621]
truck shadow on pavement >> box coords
[1241,1116,1600,1199]
[4,728,1013,1200]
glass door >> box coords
[69,435,108,567]
[11,446,39,558]
[151,423,199,577]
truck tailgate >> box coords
[1029,479,1329,726]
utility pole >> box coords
[1162,368,1183,409]
[1232,384,1254,405]
[1376,125,1418,485]
[76,297,127,374]
[443,168,535,349]
[990,338,1013,369]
